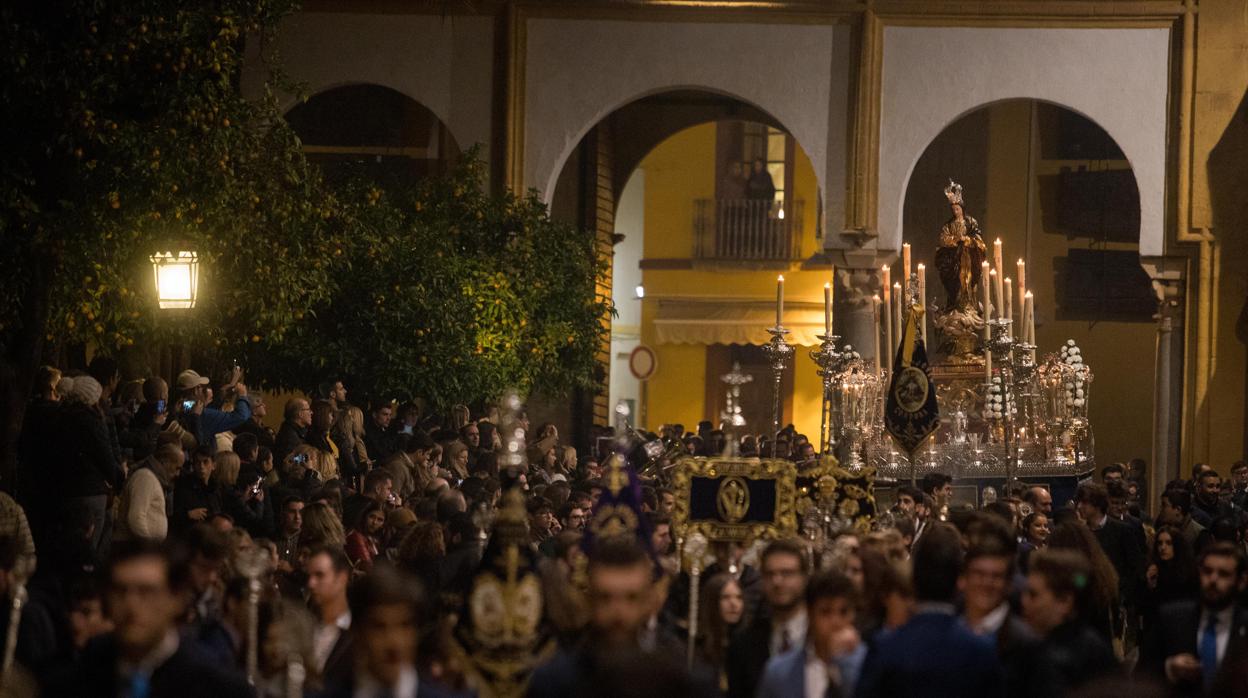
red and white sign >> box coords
[628,345,657,381]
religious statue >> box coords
[932,180,987,360]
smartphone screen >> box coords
[155,399,167,414]
[182,399,196,411]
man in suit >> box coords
[856,523,1004,698]
[959,515,1057,698]
[307,545,353,687]
[756,570,867,698]
[1076,482,1144,610]
[726,538,810,698]
[1139,542,1248,695]
[320,564,459,698]
[528,536,714,697]
[50,539,251,697]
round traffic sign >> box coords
[628,345,657,381]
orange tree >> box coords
[245,153,613,411]
[0,1,342,483]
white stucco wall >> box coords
[609,171,645,423]
[523,18,847,218]
[242,13,494,162]
[878,26,1171,256]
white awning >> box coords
[652,299,825,346]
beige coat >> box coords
[115,467,168,542]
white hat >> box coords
[176,369,210,391]
[67,375,103,405]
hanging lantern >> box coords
[149,248,200,309]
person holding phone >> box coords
[174,369,252,452]
[119,377,171,462]
[172,445,223,533]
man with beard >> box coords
[528,537,714,697]
[726,539,810,698]
[1140,542,1248,694]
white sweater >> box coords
[115,467,168,542]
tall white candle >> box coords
[917,263,927,345]
[1016,258,1027,325]
[989,268,999,318]
[881,265,892,362]
[823,282,832,335]
[1004,277,1014,322]
[902,243,912,299]
[776,274,784,327]
[893,282,903,353]
[872,294,883,375]
[1025,291,1036,345]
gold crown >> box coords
[944,179,964,206]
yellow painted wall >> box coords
[1189,0,1248,471]
[637,121,828,441]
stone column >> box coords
[1141,257,1186,516]
[831,249,895,371]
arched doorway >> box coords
[901,98,1151,471]
[285,83,461,185]
[550,89,827,441]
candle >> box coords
[993,239,1005,316]
[1025,291,1036,345]
[893,282,903,353]
[989,268,999,317]
[776,274,784,327]
[1004,277,1014,322]
[917,263,927,345]
[1016,258,1027,323]
[881,265,892,362]
[902,243,912,299]
[985,345,993,383]
[823,282,832,335]
[981,261,992,339]
[872,294,883,375]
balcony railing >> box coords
[694,198,804,262]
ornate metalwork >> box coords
[762,325,794,445]
[670,456,799,542]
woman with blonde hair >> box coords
[298,501,345,550]
[444,440,470,482]
[449,404,471,430]
[215,450,265,535]
[331,403,371,483]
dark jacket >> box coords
[1138,600,1248,696]
[232,417,276,448]
[364,421,401,463]
[990,612,1058,698]
[171,474,222,532]
[47,632,251,698]
[855,609,1003,698]
[17,398,61,517]
[725,610,775,698]
[274,420,307,467]
[1037,618,1118,695]
[528,638,717,698]
[53,403,123,498]
[120,403,163,462]
[1091,516,1145,605]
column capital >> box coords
[1140,256,1186,321]
[835,267,883,309]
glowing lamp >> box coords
[149,249,199,309]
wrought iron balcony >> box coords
[694,198,804,262]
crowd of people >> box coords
[1,357,1247,697]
